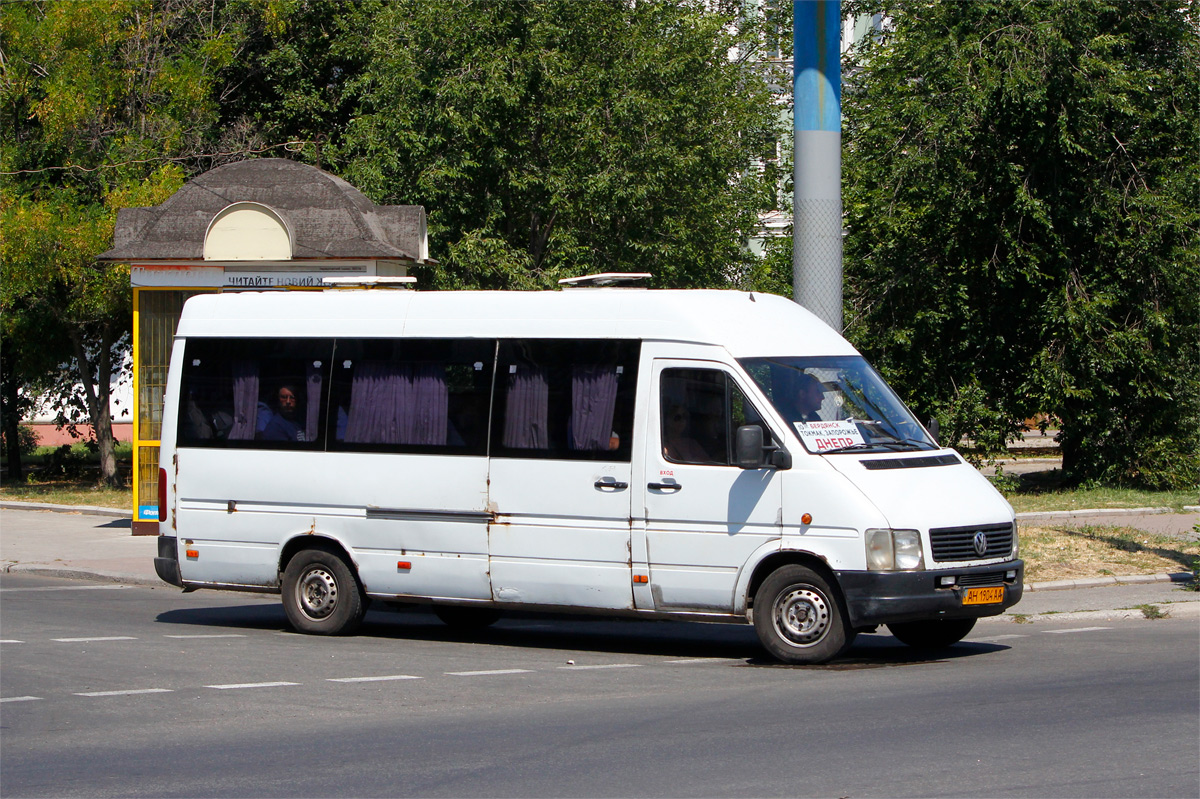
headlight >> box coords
[865,528,924,571]
[1012,521,1019,558]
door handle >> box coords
[648,482,682,492]
[594,479,629,490]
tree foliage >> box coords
[1,0,242,485]
[840,0,1199,488]
[331,0,779,289]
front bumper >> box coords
[154,535,183,588]
[836,559,1023,629]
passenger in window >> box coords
[183,390,233,442]
[778,373,825,425]
[662,404,710,463]
[261,384,306,442]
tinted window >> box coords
[328,339,496,455]
[492,340,639,461]
[660,368,769,466]
[178,338,333,450]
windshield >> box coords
[738,356,936,454]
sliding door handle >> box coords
[594,479,629,490]
[648,482,682,492]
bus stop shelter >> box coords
[98,158,431,534]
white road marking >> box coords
[1042,627,1112,634]
[0,639,25,644]
[327,675,422,683]
[52,636,137,643]
[164,634,247,639]
[557,663,641,671]
[75,689,173,697]
[971,634,1028,642]
[0,585,131,593]
[665,658,724,664]
[446,669,532,677]
[0,696,42,703]
[205,681,300,690]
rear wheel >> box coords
[434,606,501,630]
[281,549,366,635]
[887,618,976,649]
[753,565,852,664]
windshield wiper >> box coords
[842,419,930,451]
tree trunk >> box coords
[69,327,122,489]
[1,372,24,483]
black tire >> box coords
[281,548,366,635]
[753,564,852,664]
[888,618,976,649]
[434,606,501,629]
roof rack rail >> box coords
[322,276,416,289]
[558,272,651,288]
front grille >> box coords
[929,522,1014,562]
[957,571,1009,587]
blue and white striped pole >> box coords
[793,0,843,331]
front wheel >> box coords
[888,618,976,649]
[282,549,366,635]
[753,565,852,664]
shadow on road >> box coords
[155,601,1009,666]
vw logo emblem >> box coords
[973,531,988,557]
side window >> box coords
[328,339,496,455]
[660,368,769,466]
[178,338,333,450]
[492,339,639,461]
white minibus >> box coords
[154,282,1022,664]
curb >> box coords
[1025,572,1194,591]
[1,501,132,518]
[1015,506,1179,522]
[982,600,1200,626]
[2,563,161,588]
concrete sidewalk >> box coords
[2,502,1197,624]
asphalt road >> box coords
[2,573,1197,798]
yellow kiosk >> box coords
[99,159,430,535]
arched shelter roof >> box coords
[98,158,429,263]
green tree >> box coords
[1,0,242,486]
[332,0,780,290]
[840,0,1199,488]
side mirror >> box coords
[928,417,940,446]
[735,425,790,470]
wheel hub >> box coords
[297,567,339,619]
[773,586,830,646]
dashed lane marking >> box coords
[446,669,533,677]
[0,696,42,703]
[75,689,174,697]
[971,634,1028,642]
[205,681,300,690]
[557,663,641,671]
[164,634,247,639]
[1041,627,1112,634]
[328,675,422,683]
[52,636,137,643]
[1,639,24,644]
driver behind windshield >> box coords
[772,368,825,426]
